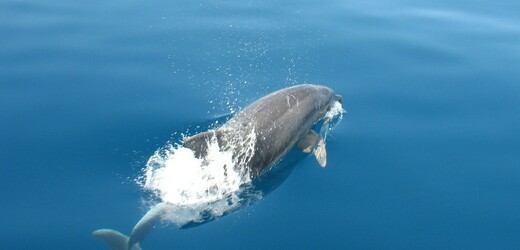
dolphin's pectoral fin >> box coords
[314,139,327,167]
[92,229,142,250]
[296,130,320,153]
[296,129,327,167]
[296,130,327,167]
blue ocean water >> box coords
[1,0,520,249]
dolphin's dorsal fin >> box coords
[296,130,327,167]
[183,130,225,158]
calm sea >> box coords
[1,0,519,249]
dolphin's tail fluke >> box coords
[92,229,142,250]
[93,202,173,250]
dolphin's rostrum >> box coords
[93,84,344,250]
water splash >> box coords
[325,100,345,121]
[138,126,257,226]
[319,101,345,139]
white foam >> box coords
[325,100,345,121]
[317,101,345,140]
[138,127,257,225]
[143,135,253,203]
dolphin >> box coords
[93,84,343,250]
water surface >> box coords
[1,0,519,249]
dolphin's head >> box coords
[225,84,342,134]
[306,84,342,117]
[302,85,344,148]
[254,84,343,136]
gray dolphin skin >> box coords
[93,84,343,250]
